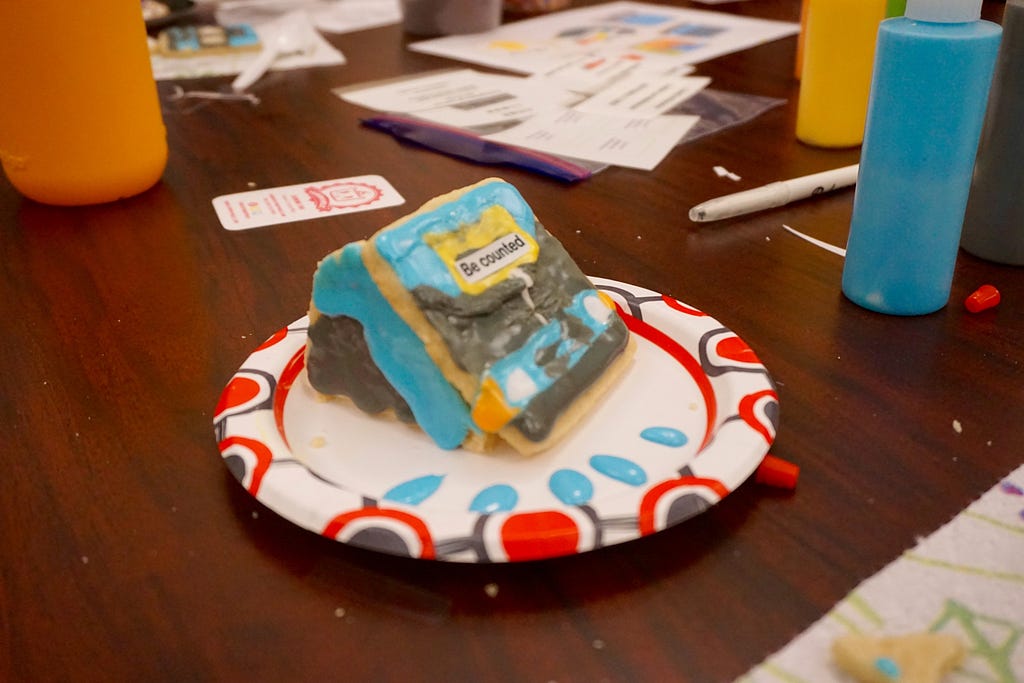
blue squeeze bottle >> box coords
[841,0,1001,315]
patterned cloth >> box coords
[741,463,1024,682]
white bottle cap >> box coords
[905,0,982,22]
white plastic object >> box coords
[231,11,317,92]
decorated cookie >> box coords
[156,24,261,57]
[306,178,635,455]
[832,633,966,683]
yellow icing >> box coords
[471,376,520,433]
[424,205,539,295]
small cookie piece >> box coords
[157,24,261,58]
[832,633,966,683]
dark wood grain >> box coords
[2,2,1021,681]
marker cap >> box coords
[905,0,982,22]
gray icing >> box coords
[412,225,591,376]
[411,223,630,442]
[511,330,626,442]
[306,313,415,423]
[411,276,529,318]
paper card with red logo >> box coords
[212,175,405,231]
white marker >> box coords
[689,164,859,222]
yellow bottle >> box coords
[796,0,887,148]
[0,1,167,205]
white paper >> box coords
[337,68,701,169]
[212,174,404,231]
[529,54,696,96]
[215,0,402,34]
[288,0,402,34]
[413,94,573,129]
[484,108,699,171]
[409,1,799,75]
[415,81,580,128]
[574,75,711,118]
[338,68,582,128]
[338,69,533,113]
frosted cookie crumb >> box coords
[833,632,964,683]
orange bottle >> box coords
[0,1,167,205]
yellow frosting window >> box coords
[425,205,540,295]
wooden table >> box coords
[2,2,1020,680]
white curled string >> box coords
[168,85,260,106]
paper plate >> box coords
[213,278,778,562]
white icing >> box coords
[505,367,539,404]
[584,291,613,324]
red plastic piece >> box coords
[755,454,800,490]
[964,284,1001,313]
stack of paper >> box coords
[339,2,796,171]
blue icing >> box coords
[549,469,594,506]
[486,319,562,409]
[641,426,689,448]
[874,657,901,679]
[373,181,536,297]
[565,290,612,336]
[469,484,519,513]
[482,290,614,411]
[383,474,444,505]
[589,455,647,486]
[312,243,472,449]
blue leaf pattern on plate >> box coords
[590,455,647,486]
[469,484,519,513]
[640,426,689,448]
[549,469,594,505]
[383,474,444,505]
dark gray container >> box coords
[961,0,1024,265]
[401,0,502,36]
